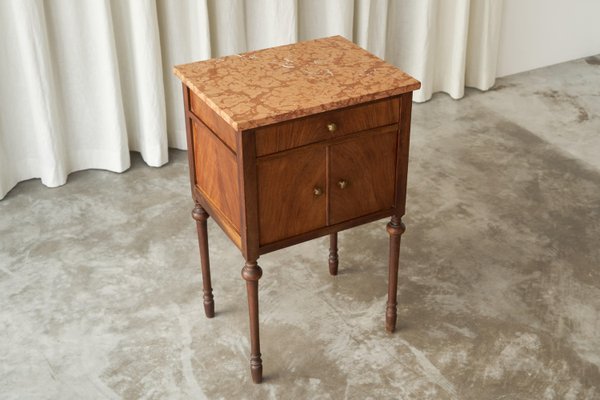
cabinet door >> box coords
[328,126,397,225]
[257,146,327,245]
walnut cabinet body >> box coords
[175,36,420,383]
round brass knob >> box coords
[313,186,323,196]
[337,179,348,189]
[326,123,337,132]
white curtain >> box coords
[0,0,503,200]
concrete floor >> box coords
[1,56,599,399]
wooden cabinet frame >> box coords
[176,35,418,383]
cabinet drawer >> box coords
[255,97,399,156]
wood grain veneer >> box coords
[328,125,398,225]
[255,97,399,156]
[192,119,241,232]
[257,145,326,245]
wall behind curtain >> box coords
[0,0,503,199]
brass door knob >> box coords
[313,186,324,196]
[337,179,348,189]
[326,122,337,132]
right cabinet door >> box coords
[328,126,398,225]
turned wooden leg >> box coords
[192,204,214,318]
[242,260,263,383]
[329,233,339,276]
[386,215,406,333]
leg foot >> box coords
[250,354,263,384]
[329,233,339,276]
[192,204,214,318]
[386,216,405,333]
[242,260,263,383]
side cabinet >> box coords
[175,34,420,384]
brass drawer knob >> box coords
[337,179,348,189]
[326,122,337,132]
[313,186,324,196]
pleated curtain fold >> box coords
[0,0,503,199]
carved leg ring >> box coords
[242,260,263,383]
[192,204,215,318]
[386,216,406,333]
[329,232,339,276]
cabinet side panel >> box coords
[192,120,241,232]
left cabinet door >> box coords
[257,145,327,245]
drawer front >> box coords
[328,126,398,225]
[257,146,326,245]
[255,97,399,156]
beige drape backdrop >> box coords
[0,0,503,199]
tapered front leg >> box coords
[329,233,339,276]
[192,204,214,318]
[242,260,263,383]
[386,216,406,333]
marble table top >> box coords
[174,35,420,131]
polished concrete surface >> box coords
[1,56,599,399]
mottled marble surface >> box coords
[173,36,420,131]
[2,56,600,399]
